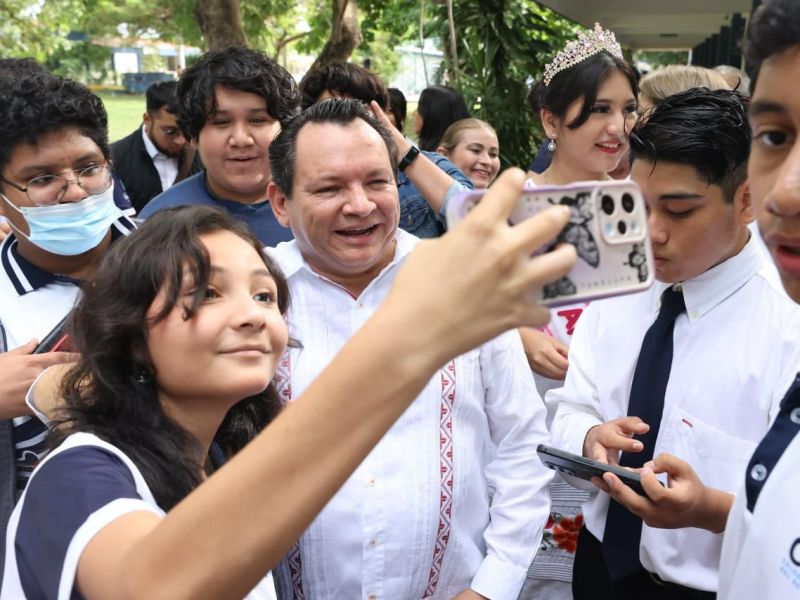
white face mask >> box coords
[3,183,123,256]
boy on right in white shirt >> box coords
[594,2,800,598]
[548,87,800,599]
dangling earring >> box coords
[547,138,557,152]
[134,365,151,384]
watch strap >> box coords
[398,145,421,171]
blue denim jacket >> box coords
[397,150,473,239]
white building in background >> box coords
[389,43,444,100]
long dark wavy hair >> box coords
[50,206,291,510]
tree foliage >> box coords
[1,0,578,167]
[431,0,578,169]
[0,0,86,61]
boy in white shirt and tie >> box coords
[548,87,800,599]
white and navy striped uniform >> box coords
[0,215,136,593]
[0,216,136,493]
[718,352,800,600]
[0,432,277,599]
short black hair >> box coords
[387,88,407,132]
[176,46,300,140]
[299,62,389,110]
[630,87,750,203]
[269,98,397,197]
[530,51,639,131]
[0,70,109,178]
[145,80,179,114]
[746,0,800,88]
[417,85,470,151]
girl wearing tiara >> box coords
[518,23,639,600]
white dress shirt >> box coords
[141,126,178,192]
[267,230,552,600]
[548,235,800,592]
[717,352,800,600]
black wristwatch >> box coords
[398,145,421,172]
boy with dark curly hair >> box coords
[0,67,137,586]
[139,46,301,247]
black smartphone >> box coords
[33,315,72,354]
[537,444,655,496]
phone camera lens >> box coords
[617,220,627,235]
[601,195,615,215]
[621,193,635,213]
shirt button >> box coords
[790,407,800,425]
[368,594,377,600]
[369,538,379,546]
[368,478,377,487]
[690,310,700,319]
[750,463,768,482]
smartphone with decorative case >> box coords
[446,180,655,307]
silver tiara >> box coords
[543,23,624,86]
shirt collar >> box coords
[141,125,167,161]
[653,233,765,322]
[267,229,419,288]
[0,215,136,296]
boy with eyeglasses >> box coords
[0,69,136,586]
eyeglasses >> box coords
[1,164,112,207]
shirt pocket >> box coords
[666,409,758,492]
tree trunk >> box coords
[195,0,248,51]
[446,0,459,85]
[311,0,361,69]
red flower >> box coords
[552,513,584,553]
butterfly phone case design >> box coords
[446,180,655,306]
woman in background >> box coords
[639,64,729,112]
[415,85,470,151]
[437,118,501,188]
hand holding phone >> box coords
[446,181,655,306]
[33,314,73,354]
[537,444,659,496]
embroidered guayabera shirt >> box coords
[268,231,552,600]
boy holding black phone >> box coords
[547,88,800,599]
[0,67,136,586]
[596,2,800,598]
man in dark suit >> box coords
[111,80,201,213]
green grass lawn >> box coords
[99,93,419,142]
[97,92,145,143]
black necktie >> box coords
[601,286,686,581]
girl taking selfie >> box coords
[3,171,575,599]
